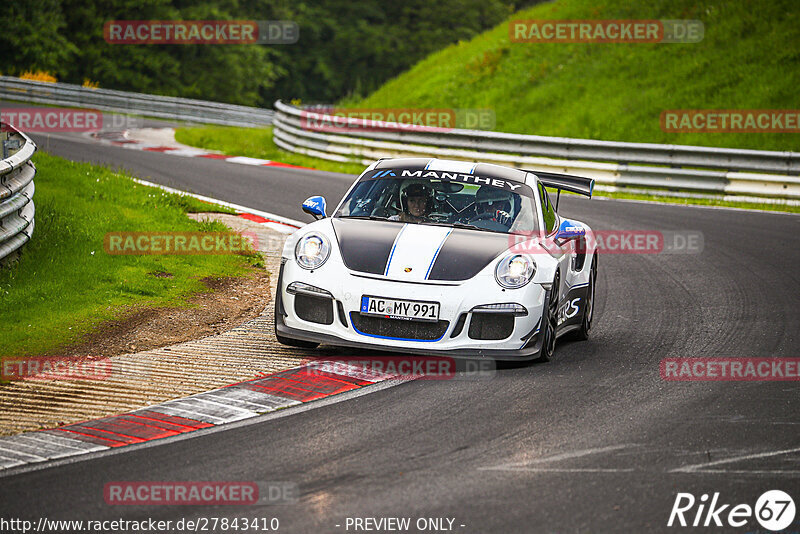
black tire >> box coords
[568,257,596,341]
[534,271,560,363]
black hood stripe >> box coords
[427,229,510,281]
[334,219,511,281]
[332,218,404,275]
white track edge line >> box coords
[130,177,305,228]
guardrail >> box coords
[0,76,274,128]
[272,100,800,203]
[0,122,36,265]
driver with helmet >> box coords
[471,185,514,227]
[390,182,434,223]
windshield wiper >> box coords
[337,215,390,221]
[338,216,502,233]
[419,221,499,234]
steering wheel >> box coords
[470,212,494,222]
[470,217,509,232]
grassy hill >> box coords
[350,0,800,151]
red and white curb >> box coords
[0,179,317,473]
[130,177,304,234]
[90,129,313,171]
[104,130,310,234]
[0,361,400,472]
[237,212,299,234]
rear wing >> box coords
[522,170,595,198]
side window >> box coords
[538,183,557,234]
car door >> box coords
[537,182,573,304]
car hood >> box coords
[331,218,512,281]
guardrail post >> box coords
[3,138,21,159]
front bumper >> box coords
[276,258,548,361]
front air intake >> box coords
[468,313,514,340]
[350,313,449,341]
[294,294,334,325]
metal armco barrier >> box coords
[272,100,800,203]
[0,77,274,128]
[0,122,36,264]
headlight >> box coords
[295,233,331,270]
[495,254,535,289]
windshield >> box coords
[334,169,539,234]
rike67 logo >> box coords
[668,490,796,531]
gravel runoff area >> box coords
[0,213,318,436]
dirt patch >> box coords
[0,213,307,437]
[48,269,271,358]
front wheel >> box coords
[534,271,560,363]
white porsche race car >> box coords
[275,158,597,362]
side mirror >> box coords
[302,196,327,220]
[556,219,585,241]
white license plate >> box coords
[360,296,440,322]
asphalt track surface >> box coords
[1,114,799,533]
[30,126,344,226]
